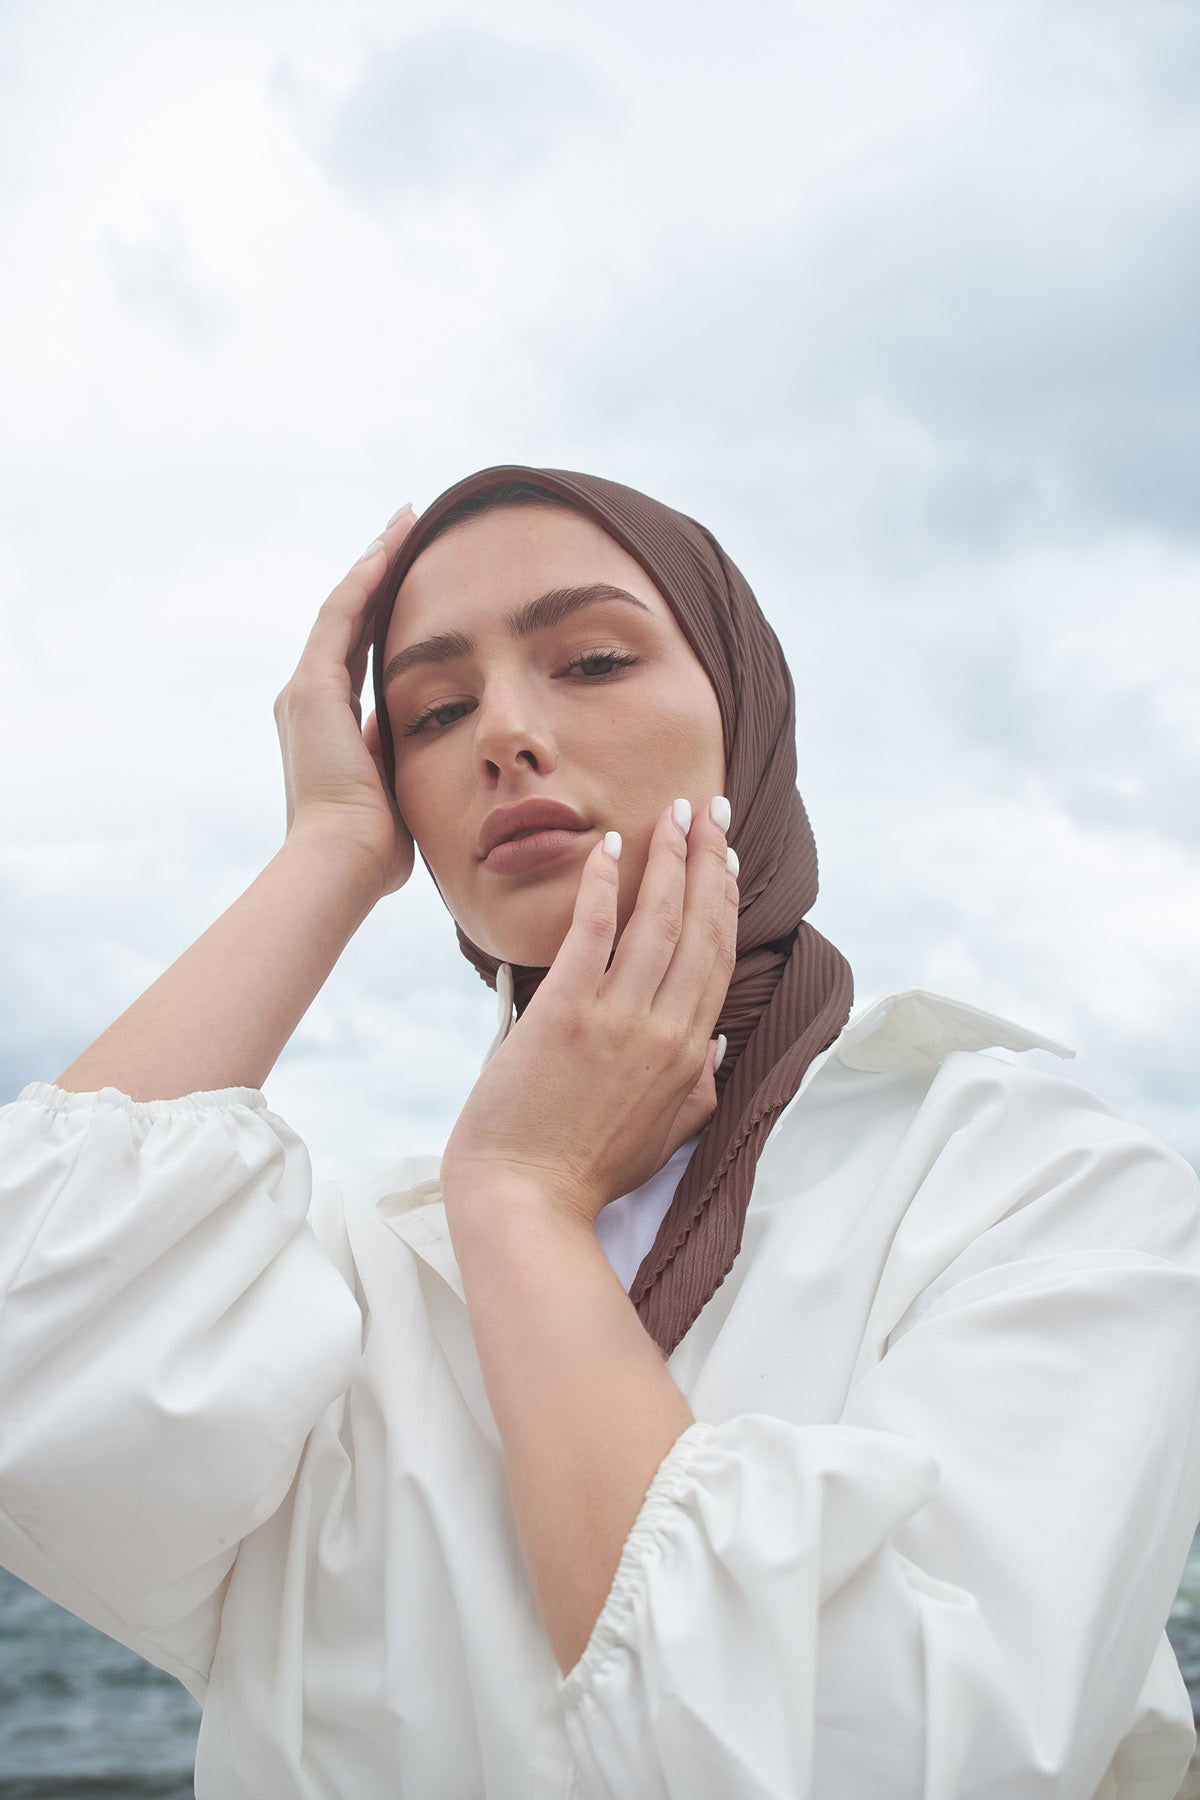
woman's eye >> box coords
[564,650,639,678]
[403,701,471,737]
[401,652,638,737]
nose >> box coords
[472,674,558,782]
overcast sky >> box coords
[1,0,1197,1187]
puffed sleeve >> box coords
[555,1063,1200,1800]
[0,1081,363,1700]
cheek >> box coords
[643,692,725,780]
[392,763,444,858]
[392,762,477,905]
[392,739,445,814]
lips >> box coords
[477,799,590,861]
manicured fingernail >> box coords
[359,537,385,561]
[710,795,731,832]
[726,846,739,877]
[672,797,692,834]
[603,830,622,860]
[387,502,415,526]
[714,1033,727,1073]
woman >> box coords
[1,463,1199,1799]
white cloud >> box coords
[0,0,1195,1196]
[271,25,597,201]
[98,211,239,352]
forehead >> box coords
[384,503,679,655]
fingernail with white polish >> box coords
[387,502,415,526]
[726,846,739,877]
[603,830,622,860]
[714,1033,728,1073]
[672,797,692,834]
[359,537,385,561]
[710,795,731,832]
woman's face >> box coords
[380,502,727,967]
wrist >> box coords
[441,1164,600,1256]
[279,819,391,910]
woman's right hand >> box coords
[274,509,419,898]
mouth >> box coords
[482,827,592,876]
[477,799,591,861]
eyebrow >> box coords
[380,583,653,688]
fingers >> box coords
[687,861,738,1052]
[659,1035,722,1160]
[346,508,419,710]
[542,831,624,997]
[347,506,417,658]
[539,800,737,1103]
[655,796,738,1039]
[290,507,418,694]
[346,508,418,688]
[610,796,737,1037]
[605,801,690,997]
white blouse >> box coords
[594,1128,701,1290]
[1,987,1199,1800]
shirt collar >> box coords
[831,987,1075,1073]
[372,986,1073,1229]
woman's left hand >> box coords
[439,797,739,1232]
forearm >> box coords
[447,1185,696,1675]
[55,827,384,1100]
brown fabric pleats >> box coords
[371,464,854,1360]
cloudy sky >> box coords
[1,0,1197,1188]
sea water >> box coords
[3,1536,1199,1793]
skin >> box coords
[372,504,740,1670]
[376,503,728,969]
[58,494,739,1675]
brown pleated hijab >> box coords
[371,464,854,1359]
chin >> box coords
[457,900,573,971]
[478,929,568,970]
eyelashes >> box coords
[400,650,639,738]
[567,648,640,680]
[402,700,474,737]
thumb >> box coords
[363,708,403,815]
[362,708,389,782]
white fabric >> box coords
[2,988,1200,1799]
[594,1130,701,1291]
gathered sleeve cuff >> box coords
[0,1082,363,1694]
[557,1248,1200,1799]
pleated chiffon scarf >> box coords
[371,464,854,1360]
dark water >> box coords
[0,1572,199,1799]
[1174,1535,1200,1710]
[2,1539,1199,1794]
